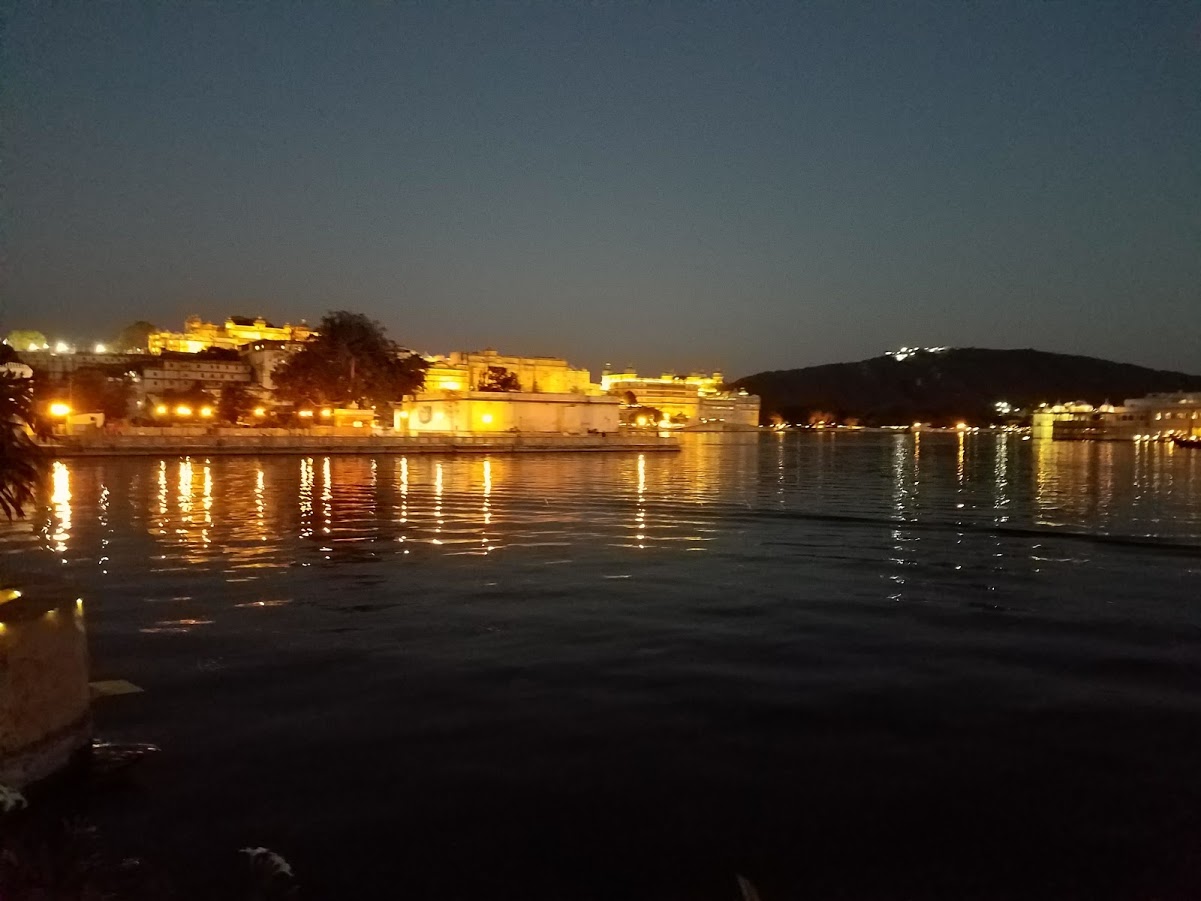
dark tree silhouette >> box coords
[273,311,426,408]
[0,360,44,520]
[477,366,521,392]
[218,383,254,423]
[113,321,157,352]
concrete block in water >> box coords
[0,590,91,789]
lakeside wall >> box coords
[41,427,679,457]
[0,591,91,789]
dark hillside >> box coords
[732,348,1201,426]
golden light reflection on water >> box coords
[50,461,71,556]
[8,436,1201,604]
[433,461,444,544]
[321,456,332,535]
[634,454,647,548]
[177,459,194,519]
[956,431,965,486]
[299,457,314,539]
[481,458,493,553]
[202,462,213,545]
[255,466,266,539]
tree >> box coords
[218,383,254,423]
[4,330,47,352]
[272,311,426,408]
[477,366,521,392]
[113,321,157,353]
[68,367,133,421]
[0,369,44,519]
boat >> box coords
[1170,435,1201,449]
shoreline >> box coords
[39,432,679,458]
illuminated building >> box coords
[139,354,253,395]
[399,348,617,435]
[15,350,145,383]
[398,392,620,435]
[422,348,594,395]
[600,367,760,429]
[1036,392,1201,441]
[241,340,307,390]
[1031,402,1099,440]
[148,316,314,355]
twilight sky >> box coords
[3,1,1199,378]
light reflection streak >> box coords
[433,462,444,542]
[50,461,71,555]
[299,457,314,539]
[400,457,409,523]
[635,454,647,547]
[994,435,1009,522]
[481,458,493,552]
[255,467,266,540]
[956,431,965,486]
[889,434,917,598]
[177,459,194,520]
[396,457,409,552]
[321,457,332,535]
[97,481,110,573]
[157,460,168,520]
[776,433,785,504]
[201,462,213,544]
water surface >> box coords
[3,433,1200,899]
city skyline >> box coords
[4,2,1200,378]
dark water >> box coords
[3,432,1201,899]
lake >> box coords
[2,432,1200,899]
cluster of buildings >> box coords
[404,350,758,435]
[11,314,760,435]
[1033,393,1201,441]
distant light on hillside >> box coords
[886,346,950,362]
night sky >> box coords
[3,2,1199,378]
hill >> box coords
[731,348,1201,427]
